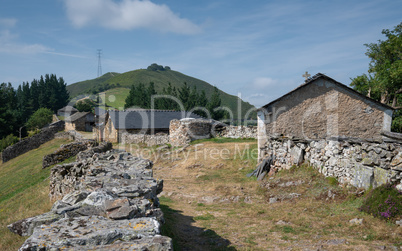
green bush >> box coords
[26,108,53,130]
[0,134,19,151]
[359,183,402,220]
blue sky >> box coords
[0,0,401,107]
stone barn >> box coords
[256,73,402,190]
[258,73,393,147]
[101,109,203,143]
[65,112,95,132]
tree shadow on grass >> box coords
[160,204,236,251]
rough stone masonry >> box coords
[8,148,172,250]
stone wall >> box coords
[121,132,170,147]
[1,121,65,163]
[260,137,402,190]
[169,119,213,146]
[219,125,257,138]
[261,78,392,140]
[8,149,171,250]
[42,140,112,169]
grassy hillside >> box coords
[67,67,256,120]
[0,138,71,251]
[67,72,120,98]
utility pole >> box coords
[97,49,102,77]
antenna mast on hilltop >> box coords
[97,49,102,77]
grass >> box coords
[0,138,72,251]
[191,137,256,145]
[103,87,130,109]
[148,141,402,250]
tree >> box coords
[75,99,95,112]
[207,87,225,120]
[26,108,53,130]
[351,22,402,132]
[352,22,402,108]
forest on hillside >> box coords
[124,81,226,120]
[0,74,69,148]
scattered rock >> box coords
[269,197,278,204]
[349,218,363,225]
[275,220,290,225]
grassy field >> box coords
[0,138,71,251]
[102,87,130,110]
[126,139,402,250]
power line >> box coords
[97,49,102,77]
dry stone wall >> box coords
[169,119,213,146]
[1,121,65,163]
[122,132,170,147]
[8,149,171,250]
[169,119,257,146]
[260,137,402,190]
[219,125,257,139]
[42,141,111,169]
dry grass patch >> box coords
[129,139,402,250]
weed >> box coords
[326,176,339,186]
[159,196,174,204]
[194,213,215,221]
[359,183,402,220]
[282,226,296,234]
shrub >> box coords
[359,183,402,220]
[0,134,19,151]
[26,108,53,130]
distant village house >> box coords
[94,109,203,143]
[57,106,78,118]
[65,112,95,132]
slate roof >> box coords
[57,106,78,113]
[108,110,204,130]
[65,112,91,122]
[94,107,108,116]
[260,73,394,111]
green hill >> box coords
[66,65,256,120]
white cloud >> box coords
[64,0,201,34]
[0,18,17,28]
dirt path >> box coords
[128,141,401,250]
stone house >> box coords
[57,106,78,118]
[65,112,95,132]
[257,73,394,148]
[99,109,204,143]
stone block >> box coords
[351,164,373,189]
[373,167,397,188]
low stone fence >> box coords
[42,140,112,169]
[1,121,65,163]
[260,137,402,190]
[121,132,170,147]
[8,149,171,250]
[219,125,257,138]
